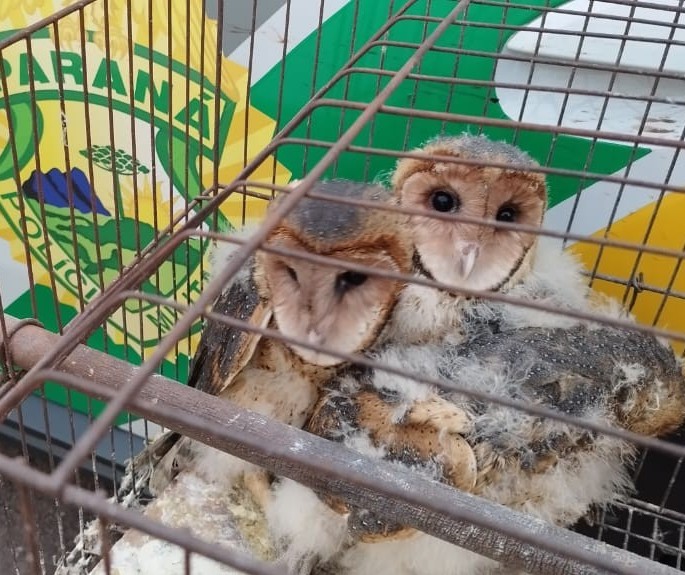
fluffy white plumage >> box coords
[208,223,261,290]
[264,238,670,575]
[266,479,350,574]
[148,224,275,490]
[187,225,268,483]
[266,231,685,575]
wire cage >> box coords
[0,0,684,573]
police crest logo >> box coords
[0,1,290,416]
[1,0,683,426]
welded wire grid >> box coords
[0,0,684,573]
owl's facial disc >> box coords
[399,168,545,293]
[261,246,402,367]
[302,278,360,349]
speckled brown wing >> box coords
[463,372,604,494]
[188,265,272,397]
[306,378,477,543]
[451,323,685,443]
[355,390,477,492]
[125,261,271,484]
[306,323,685,546]
[443,323,685,493]
[350,388,477,542]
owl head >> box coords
[255,180,413,366]
[392,135,547,293]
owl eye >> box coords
[335,271,368,294]
[496,204,517,222]
[429,190,460,213]
[285,266,298,283]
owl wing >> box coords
[351,389,477,543]
[487,372,605,477]
[188,268,273,397]
[306,380,477,543]
[454,323,685,438]
[463,324,685,475]
[124,264,272,497]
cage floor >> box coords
[0,437,111,575]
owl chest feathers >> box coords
[382,237,540,349]
[224,335,334,428]
[383,282,469,347]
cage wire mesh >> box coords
[0,0,684,573]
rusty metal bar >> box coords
[128,289,685,457]
[5,266,685,458]
[308,99,685,149]
[0,0,682,572]
[271,137,682,193]
[233,176,685,260]
[413,4,685,31]
[396,14,685,45]
[48,0,475,494]
[472,0,684,18]
[367,38,685,84]
[125,231,685,350]
[0,0,102,50]
[16,479,43,575]
[339,66,685,108]
[196,177,685,265]
[0,0,426,416]
[98,514,112,575]
[0,320,680,575]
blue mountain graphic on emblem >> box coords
[22,168,111,216]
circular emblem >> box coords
[0,2,290,421]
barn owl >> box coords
[241,144,557,567]
[263,136,684,574]
[294,310,685,575]
[263,136,554,569]
[384,134,548,346]
[139,179,415,501]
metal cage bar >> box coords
[0,0,684,573]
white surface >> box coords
[90,472,274,575]
[0,237,29,307]
[494,0,685,243]
[506,0,685,74]
[495,0,685,138]
[229,0,350,85]
[543,147,685,240]
[124,419,165,441]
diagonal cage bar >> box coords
[46,0,475,495]
[0,0,684,573]
[0,0,428,387]
[0,316,682,575]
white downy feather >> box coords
[268,236,637,574]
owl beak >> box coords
[307,328,325,347]
[455,242,480,279]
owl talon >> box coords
[404,396,473,435]
[439,435,478,491]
